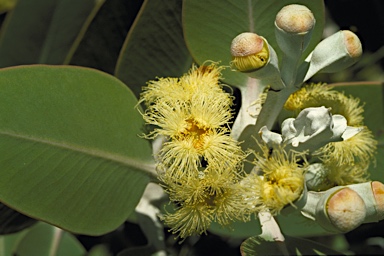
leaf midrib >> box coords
[0,129,156,178]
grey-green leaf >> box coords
[0,65,154,235]
[0,0,103,67]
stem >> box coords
[258,211,289,255]
[231,78,262,140]
[239,86,296,163]
[280,54,300,87]
[258,211,285,242]
[49,227,63,256]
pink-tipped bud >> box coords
[372,181,384,220]
[342,30,362,58]
[327,188,366,232]
[230,32,269,72]
[275,4,315,34]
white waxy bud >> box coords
[275,4,315,86]
[305,163,333,191]
[275,4,315,34]
[303,30,363,81]
[231,32,269,72]
[325,188,366,232]
[230,32,285,90]
[301,182,384,233]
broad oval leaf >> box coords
[241,235,344,256]
[183,0,325,87]
[0,0,104,67]
[115,0,192,98]
[0,65,154,235]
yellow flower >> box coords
[162,203,212,238]
[284,82,377,187]
[139,63,243,180]
[250,145,307,215]
[161,167,249,238]
[139,63,248,238]
[315,128,377,185]
[284,83,364,126]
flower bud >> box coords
[275,4,316,86]
[301,182,384,233]
[230,32,285,90]
[343,30,363,59]
[325,188,366,232]
[275,4,315,34]
[230,32,269,72]
[303,30,363,81]
[305,163,333,191]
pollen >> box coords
[284,83,364,126]
[251,145,307,215]
[179,118,209,149]
[315,127,377,186]
[138,62,247,238]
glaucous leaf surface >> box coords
[115,0,192,98]
[0,65,153,235]
[183,0,325,87]
[0,0,103,67]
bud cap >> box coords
[275,4,315,34]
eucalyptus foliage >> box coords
[0,0,382,255]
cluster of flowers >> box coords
[284,83,377,189]
[139,64,250,238]
[138,61,378,238]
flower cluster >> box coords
[139,63,251,238]
[138,3,380,240]
[284,83,377,189]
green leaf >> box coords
[69,0,144,75]
[277,210,330,237]
[0,65,154,235]
[241,234,344,256]
[183,0,325,87]
[4,222,86,256]
[0,0,103,66]
[115,0,192,98]
[209,218,262,239]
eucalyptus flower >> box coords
[284,83,377,186]
[244,144,308,216]
[139,63,248,238]
[139,63,244,180]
